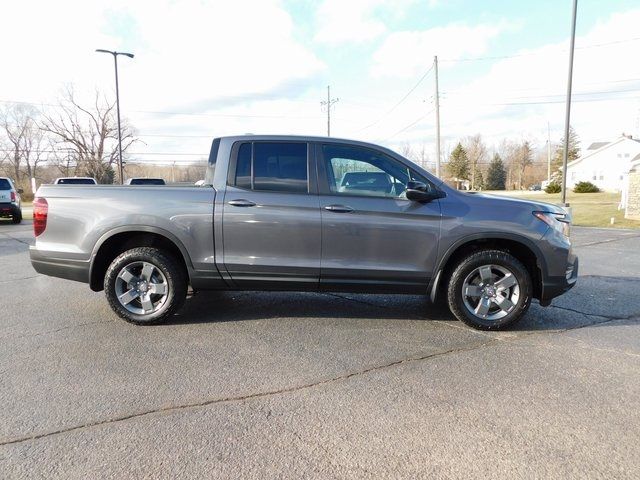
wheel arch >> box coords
[89,226,193,292]
[429,233,546,303]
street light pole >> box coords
[95,49,134,185]
[561,0,578,206]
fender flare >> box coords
[428,232,548,302]
[89,225,195,286]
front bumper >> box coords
[30,247,90,283]
[0,202,20,218]
[539,255,579,304]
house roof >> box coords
[567,136,640,169]
[587,141,609,150]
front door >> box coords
[222,141,321,289]
[317,143,441,292]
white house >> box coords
[566,135,640,191]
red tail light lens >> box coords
[33,197,48,237]
[10,191,16,202]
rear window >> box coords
[129,179,165,185]
[0,179,10,190]
[232,142,308,193]
[57,178,96,185]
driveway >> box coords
[1,221,639,478]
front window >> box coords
[322,144,431,198]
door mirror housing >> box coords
[405,181,445,203]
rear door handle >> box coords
[228,199,256,207]
[324,204,354,213]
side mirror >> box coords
[405,181,445,203]
[17,188,24,194]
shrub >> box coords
[545,182,561,193]
[21,192,35,203]
[573,181,600,193]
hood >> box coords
[465,192,568,215]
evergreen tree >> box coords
[447,143,470,185]
[551,126,580,179]
[475,169,485,190]
[486,153,507,190]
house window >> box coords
[624,153,630,158]
[599,173,604,180]
[571,172,576,180]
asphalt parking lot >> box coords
[1,220,639,479]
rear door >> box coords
[221,141,321,289]
[317,143,441,292]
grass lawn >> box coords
[486,190,640,229]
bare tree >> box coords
[39,87,138,184]
[0,104,45,190]
[464,134,487,190]
[511,140,533,190]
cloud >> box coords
[314,0,388,45]
[436,8,640,145]
[371,21,511,77]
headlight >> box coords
[533,211,570,238]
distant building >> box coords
[623,155,640,220]
[566,134,640,191]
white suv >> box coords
[0,177,23,224]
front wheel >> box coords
[104,247,187,325]
[447,249,532,330]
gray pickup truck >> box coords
[30,135,578,330]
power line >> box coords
[440,35,640,63]
[442,86,640,99]
[385,109,434,141]
[358,63,435,132]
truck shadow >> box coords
[162,280,639,332]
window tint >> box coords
[233,142,308,193]
[57,178,96,185]
[235,143,252,189]
[129,178,165,185]
[322,145,430,198]
[0,179,11,190]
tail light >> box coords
[10,191,16,202]
[33,197,48,237]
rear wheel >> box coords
[12,210,22,224]
[447,249,532,330]
[104,247,187,325]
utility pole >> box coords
[434,56,441,178]
[547,122,552,182]
[561,0,578,206]
[320,85,339,136]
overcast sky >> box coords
[2,0,640,166]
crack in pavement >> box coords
[0,274,40,284]
[2,286,638,448]
[0,338,499,447]
[573,233,640,248]
[0,232,32,246]
[0,319,113,341]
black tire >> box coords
[447,249,532,330]
[12,210,22,224]
[104,247,187,325]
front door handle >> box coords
[228,199,256,207]
[324,204,354,213]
